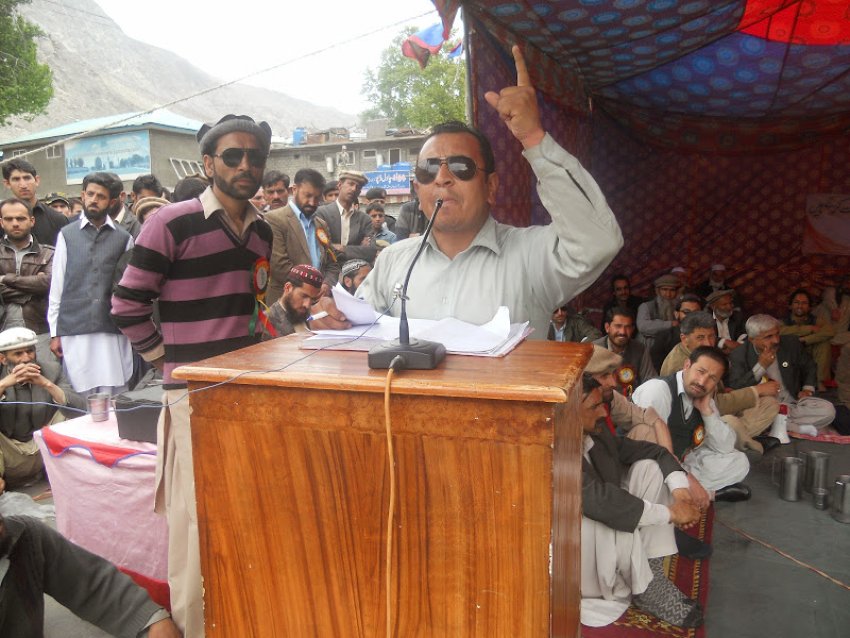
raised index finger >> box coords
[512,44,532,87]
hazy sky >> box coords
[95,0,450,115]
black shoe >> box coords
[753,435,782,454]
[681,603,704,628]
[715,483,751,502]
[675,527,713,560]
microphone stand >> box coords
[368,199,447,370]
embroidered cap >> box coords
[288,264,324,288]
[341,259,370,279]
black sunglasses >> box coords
[213,148,266,168]
[415,155,485,184]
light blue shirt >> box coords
[290,200,321,269]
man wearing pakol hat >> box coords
[263,265,324,339]
[636,273,681,352]
[705,288,746,354]
[112,114,277,637]
[585,344,712,561]
[316,169,376,263]
[585,345,673,450]
[340,259,372,296]
[0,327,84,494]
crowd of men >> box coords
[0,42,847,635]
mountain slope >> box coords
[1,0,355,142]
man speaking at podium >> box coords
[348,46,623,333]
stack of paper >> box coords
[301,287,531,357]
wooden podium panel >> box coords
[174,336,590,638]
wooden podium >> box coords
[173,336,590,637]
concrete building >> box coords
[267,121,426,214]
[0,110,203,197]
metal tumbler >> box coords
[832,475,850,523]
[772,456,803,502]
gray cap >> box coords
[585,345,622,375]
[197,114,272,156]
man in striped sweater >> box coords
[111,114,273,638]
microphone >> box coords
[368,199,447,370]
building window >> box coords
[388,148,401,165]
[46,145,63,159]
[169,158,204,178]
[11,149,26,157]
[362,149,378,167]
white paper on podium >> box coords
[302,305,530,357]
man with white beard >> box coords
[636,274,680,352]
[706,289,746,355]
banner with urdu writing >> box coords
[802,193,850,256]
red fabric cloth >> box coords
[40,426,154,467]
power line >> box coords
[1,7,439,163]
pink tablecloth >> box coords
[34,414,168,591]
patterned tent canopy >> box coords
[435,0,850,152]
[431,1,850,317]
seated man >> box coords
[340,259,372,296]
[593,306,656,397]
[586,345,714,559]
[728,314,836,439]
[580,374,704,629]
[547,304,601,343]
[600,274,643,332]
[780,288,835,391]
[650,294,703,372]
[636,274,680,352]
[661,312,780,453]
[0,327,84,493]
[262,265,324,340]
[0,513,180,636]
[632,346,751,501]
[706,289,746,355]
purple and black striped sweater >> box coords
[111,196,273,389]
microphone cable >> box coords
[383,354,405,638]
